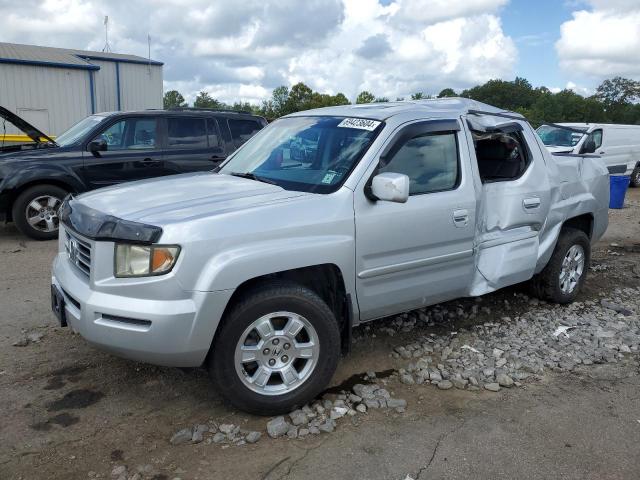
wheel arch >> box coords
[562,212,594,239]
[3,177,80,221]
[204,263,354,366]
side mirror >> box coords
[581,139,596,154]
[88,139,107,153]
[369,172,410,203]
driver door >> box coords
[83,116,167,188]
[354,120,477,321]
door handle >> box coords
[141,157,160,166]
[523,197,541,210]
[452,209,469,227]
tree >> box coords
[411,92,426,100]
[374,97,389,103]
[595,77,640,106]
[356,91,376,104]
[163,90,187,109]
[461,77,537,111]
[287,82,314,112]
[193,91,223,109]
[332,93,351,106]
[437,88,456,98]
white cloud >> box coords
[0,0,518,104]
[556,1,640,78]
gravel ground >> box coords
[0,188,639,480]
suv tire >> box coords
[630,164,640,188]
[208,282,341,415]
[12,184,67,240]
[531,228,590,304]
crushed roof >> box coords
[287,97,521,121]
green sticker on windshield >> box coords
[322,171,337,184]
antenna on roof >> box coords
[102,15,112,53]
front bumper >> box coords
[51,251,233,367]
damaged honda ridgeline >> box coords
[51,98,609,414]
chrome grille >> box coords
[65,229,92,277]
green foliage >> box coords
[193,91,224,109]
[165,77,640,124]
[356,91,376,104]
[163,90,187,109]
[437,88,456,98]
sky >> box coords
[0,0,639,105]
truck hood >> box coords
[545,145,574,154]
[0,106,56,145]
[75,172,310,226]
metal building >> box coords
[0,42,163,136]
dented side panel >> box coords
[464,117,609,296]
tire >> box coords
[531,228,590,304]
[11,184,67,240]
[208,282,341,415]
[630,164,640,188]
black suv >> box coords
[0,107,267,239]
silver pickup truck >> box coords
[51,98,609,414]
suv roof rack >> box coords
[165,107,254,115]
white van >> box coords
[537,123,640,186]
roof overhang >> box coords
[0,57,100,70]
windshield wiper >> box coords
[229,171,278,185]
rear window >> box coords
[228,119,262,147]
[167,117,207,148]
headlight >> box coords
[114,244,180,277]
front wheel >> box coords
[531,228,591,304]
[208,283,341,415]
[630,164,640,187]
[12,184,67,240]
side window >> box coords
[228,119,262,148]
[207,119,221,148]
[473,132,529,183]
[93,118,157,150]
[589,129,603,149]
[167,117,207,148]
[97,120,125,149]
[379,132,459,195]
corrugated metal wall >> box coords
[0,63,92,135]
[90,59,118,113]
[0,60,163,136]
[118,63,163,111]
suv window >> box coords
[207,119,221,148]
[94,118,157,150]
[380,132,459,195]
[473,131,529,183]
[167,117,207,148]
[228,119,262,147]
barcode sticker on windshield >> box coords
[322,171,337,184]
[337,118,381,131]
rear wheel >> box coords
[12,184,67,240]
[208,282,341,415]
[630,164,640,187]
[531,228,590,304]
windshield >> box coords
[219,116,383,193]
[55,115,107,147]
[536,124,587,148]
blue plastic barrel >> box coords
[609,175,630,209]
